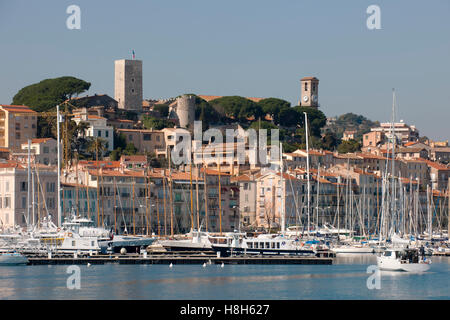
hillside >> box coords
[323,113,379,142]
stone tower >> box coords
[300,76,319,108]
[114,59,143,112]
[176,95,196,129]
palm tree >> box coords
[86,137,107,161]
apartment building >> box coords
[0,160,58,228]
[0,105,37,150]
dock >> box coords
[26,253,333,265]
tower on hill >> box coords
[114,59,143,112]
[300,76,319,108]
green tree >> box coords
[142,116,175,130]
[153,104,169,118]
[209,96,262,122]
[123,143,138,155]
[293,106,327,137]
[12,76,91,112]
[258,98,291,124]
[278,107,299,127]
[337,139,361,153]
[85,137,108,160]
[321,132,340,151]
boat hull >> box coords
[212,245,316,257]
[0,253,29,265]
[376,256,431,272]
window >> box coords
[22,197,26,209]
[98,130,102,137]
[20,181,27,192]
[305,82,308,91]
[43,146,49,153]
[312,83,316,92]
[105,131,109,138]
[143,134,151,141]
[4,197,10,208]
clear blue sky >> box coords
[0,0,449,139]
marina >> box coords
[0,256,448,300]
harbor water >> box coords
[0,256,448,300]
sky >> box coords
[0,0,449,140]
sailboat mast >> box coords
[27,139,31,228]
[190,161,194,231]
[218,161,222,235]
[303,112,311,238]
[57,105,62,227]
[280,142,285,234]
[204,167,208,232]
[196,164,200,230]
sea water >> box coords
[0,256,448,300]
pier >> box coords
[26,253,333,265]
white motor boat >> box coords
[0,252,29,265]
[377,248,431,272]
[158,230,212,252]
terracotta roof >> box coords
[120,155,147,162]
[0,105,36,114]
[78,160,120,168]
[88,169,145,177]
[200,168,231,176]
[73,115,106,120]
[0,160,25,169]
[231,174,252,182]
[424,160,449,171]
[30,138,53,144]
[301,77,319,81]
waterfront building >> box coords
[0,160,58,228]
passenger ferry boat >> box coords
[210,232,316,257]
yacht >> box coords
[377,247,431,272]
[158,229,212,252]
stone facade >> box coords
[114,59,143,112]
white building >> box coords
[20,138,58,165]
[73,110,114,152]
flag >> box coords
[132,50,135,60]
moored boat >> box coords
[0,252,29,265]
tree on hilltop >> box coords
[12,76,91,112]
